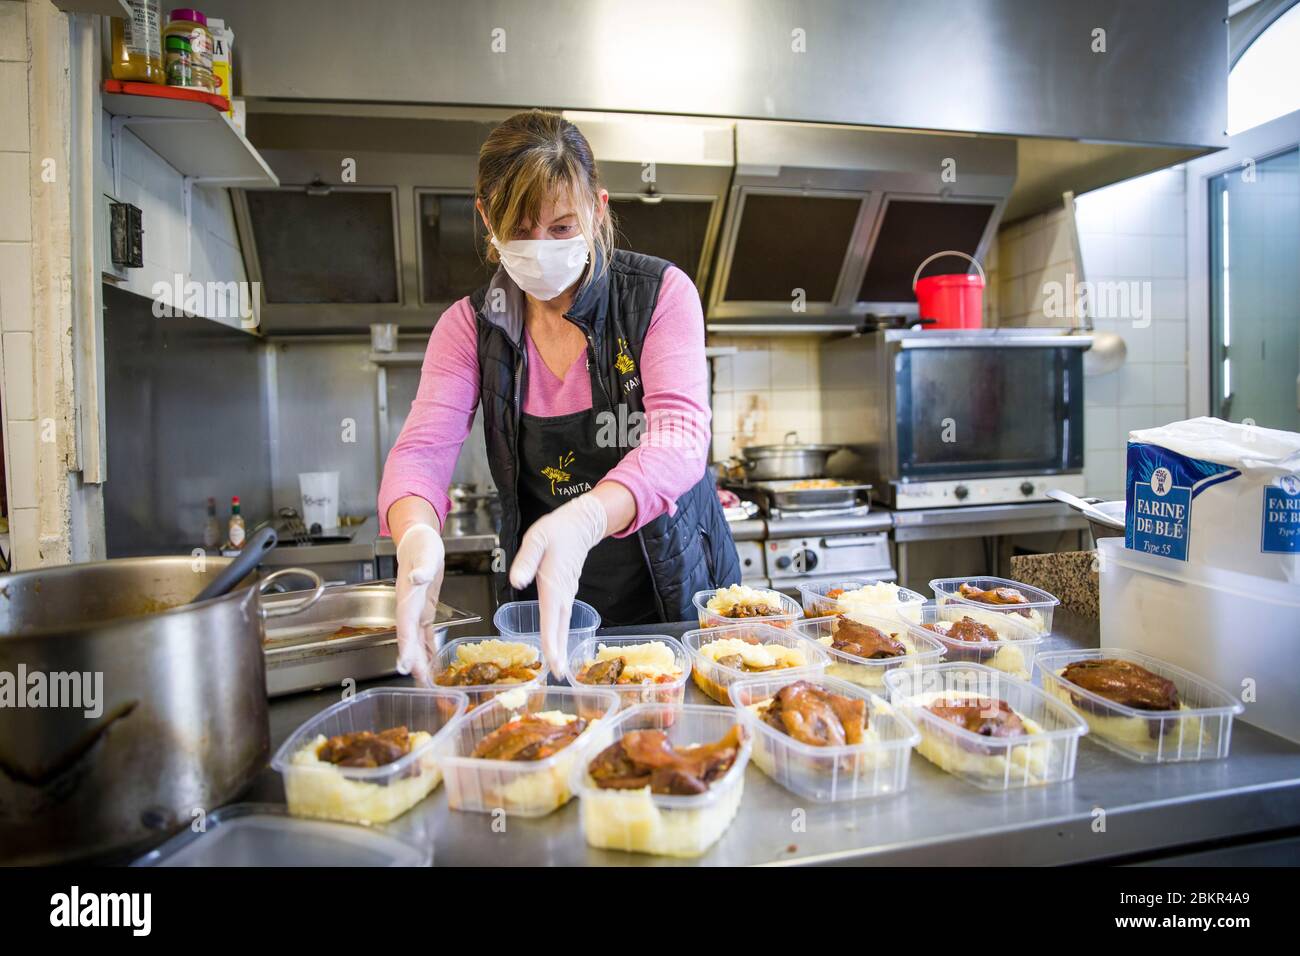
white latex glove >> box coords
[395,523,446,686]
[509,493,608,677]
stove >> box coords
[723,481,896,596]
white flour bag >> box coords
[1126,417,1300,583]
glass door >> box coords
[1208,147,1300,430]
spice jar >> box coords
[110,0,165,84]
[164,34,197,89]
[162,8,215,91]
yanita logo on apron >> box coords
[615,337,641,395]
[540,450,593,497]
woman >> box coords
[381,109,739,682]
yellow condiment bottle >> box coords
[109,0,165,85]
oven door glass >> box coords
[894,346,1083,479]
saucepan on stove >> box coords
[739,431,843,481]
[0,554,323,865]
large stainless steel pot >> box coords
[740,431,842,481]
[0,556,322,865]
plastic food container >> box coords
[929,576,1060,634]
[493,599,601,656]
[885,663,1087,790]
[797,578,927,623]
[271,687,466,826]
[729,674,920,802]
[428,635,547,707]
[692,586,802,628]
[1097,536,1300,745]
[902,601,1042,680]
[570,703,752,858]
[794,613,944,690]
[682,621,829,704]
[1035,647,1243,763]
[566,634,690,709]
[435,685,619,818]
[132,803,431,867]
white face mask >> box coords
[490,235,589,301]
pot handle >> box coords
[258,568,326,619]
[912,250,986,291]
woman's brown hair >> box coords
[476,110,614,289]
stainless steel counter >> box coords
[374,509,500,557]
[250,609,1300,866]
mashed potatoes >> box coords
[904,691,1051,786]
[1046,672,1207,758]
[693,638,810,703]
[284,731,437,825]
[836,582,918,621]
[452,639,538,670]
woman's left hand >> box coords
[508,492,609,676]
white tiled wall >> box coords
[992,166,1190,500]
[0,0,36,566]
[1076,167,1189,499]
[708,335,823,461]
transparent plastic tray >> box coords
[797,578,927,623]
[729,673,920,802]
[691,587,802,628]
[426,635,547,707]
[566,634,690,708]
[132,803,431,867]
[793,613,945,691]
[929,576,1060,634]
[902,600,1042,680]
[682,621,829,703]
[1035,647,1243,763]
[271,687,468,825]
[884,663,1087,791]
[435,685,619,818]
[493,598,601,654]
[569,703,752,858]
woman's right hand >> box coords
[394,521,446,686]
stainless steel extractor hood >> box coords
[706,122,1017,331]
[231,105,735,334]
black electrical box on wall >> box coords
[109,201,143,269]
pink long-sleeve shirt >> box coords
[378,265,711,538]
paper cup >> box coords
[299,471,340,530]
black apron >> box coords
[515,378,660,629]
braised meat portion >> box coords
[470,714,588,761]
[588,725,744,795]
[722,602,785,619]
[926,697,1025,738]
[760,680,868,747]
[831,617,905,659]
[1061,658,1179,711]
[925,616,999,644]
[435,659,541,687]
[958,583,1029,607]
[317,726,412,767]
[579,656,625,685]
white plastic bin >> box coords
[1097,536,1299,743]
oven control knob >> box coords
[792,549,818,573]
[775,555,792,571]
[954,484,969,501]
[1020,481,1036,497]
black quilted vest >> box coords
[470,249,741,622]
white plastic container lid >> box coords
[131,804,431,867]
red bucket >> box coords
[913,251,986,330]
